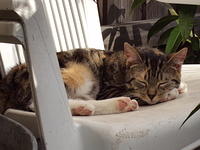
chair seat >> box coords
[5,65,200,150]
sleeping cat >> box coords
[0,43,187,115]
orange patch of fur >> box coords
[61,63,94,89]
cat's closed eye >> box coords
[158,82,169,88]
[133,80,147,90]
[171,79,180,85]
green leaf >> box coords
[168,5,179,24]
[131,0,146,10]
[165,26,182,53]
[158,27,174,45]
[191,37,200,51]
[180,103,200,128]
[168,7,178,16]
[148,15,178,42]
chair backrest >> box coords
[43,0,104,51]
[0,44,24,76]
[0,0,104,74]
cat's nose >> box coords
[148,94,156,100]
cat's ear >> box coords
[167,47,188,71]
[124,42,142,65]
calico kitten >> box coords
[0,43,187,115]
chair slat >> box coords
[56,0,73,50]
[49,0,67,51]
[68,0,86,48]
[62,0,80,49]
[43,0,61,51]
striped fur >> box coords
[0,43,187,114]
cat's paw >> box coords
[166,88,179,101]
[117,97,139,112]
[178,82,188,94]
[160,83,187,103]
[160,88,179,102]
[70,102,95,116]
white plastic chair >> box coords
[1,0,200,150]
[0,0,83,149]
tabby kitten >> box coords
[0,43,187,115]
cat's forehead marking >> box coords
[136,70,147,80]
[138,48,167,82]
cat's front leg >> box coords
[68,97,138,116]
[162,88,179,102]
[69,100,95,116]
[160,82,188,102]
[92,97,139,115]
[178,82,188,95]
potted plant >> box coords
[132,0,200,63]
